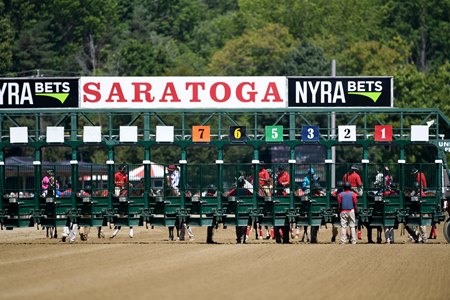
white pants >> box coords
[384,227,394,243]
[179,224,194,240]
[63,223,78,242]
[340,210,356,244]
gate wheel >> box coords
[444,218,450,243]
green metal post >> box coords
[325,145,333,209]
[0,114,3,209]
[34,149,42,211]
[362,147,369,210]
[217,147,223,211]
[70,113,78,211]
[289,146,296,210]
[143,149,151,210]
[0,149,4,211]
[143,113,151,210]
[34,112,42,212]
[107,113,114,210]
[71,150,78,211]
[107,148,114,210]
[252,147,259,209]
[180,148,187,209]
[436,154,443,203]
[399,145,405,211]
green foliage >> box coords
[394,62,450,116]
[0,17,13,74]
[208,23,296,75]
[382,0,450,71]
[339,41,405,75]
[278,42,330,76]
[190,12,244,59]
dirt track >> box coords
[1,224,449,300]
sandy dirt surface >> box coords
[1,223,449,300]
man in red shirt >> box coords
[259,166,271,196]
[343,165,362,191]
[411,168,427,190]
[276,166,290,196]
[114,164,129,196]
[337,182,358,244]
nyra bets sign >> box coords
[287,77,393,108]
[80,77,287,109]
[0,78,79,109]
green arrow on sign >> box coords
[36,93,70,104]
[348,92,382,103]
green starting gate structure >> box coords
[0,108,449,242]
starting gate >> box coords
[1,108,449,242]
[0,76,449,242]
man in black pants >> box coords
[204,185,218,244]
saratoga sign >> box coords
[80,77,287,109]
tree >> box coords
[46,0,122,75]
[339,41,406,76]
[190,12,244,59]
[208,23,296,75]
[278,42,330,76]
[237,0,385,55]
[12,18,57,74]
[382,0,450,72]
[0,16,13,74]
[394,62,450,116]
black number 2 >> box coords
[344,128,351,138]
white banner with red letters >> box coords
[80,77,287,109]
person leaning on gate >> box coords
[166,164,181,241]
[343,165,362,194]
[41,169,52,197]
[114,164,129,196]
[411,168,427,191]
[338,182,358,244]
[302,167,318,194]
[330,181,345,243]
[405,179,428,243]
[235,177,252,244]
[204,184,218,244]
[111,164,134,239]
[276,166,290,196]
[258,164,271,196]
[42,169,60,197]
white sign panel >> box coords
[411,125,429,142]
[156,126,174,142]
[120,126,138,142]
[83,126,102,143]
[80,77,287,109]
[10,127,28,143]
[46,126,65,143]
[338,125,356,142]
